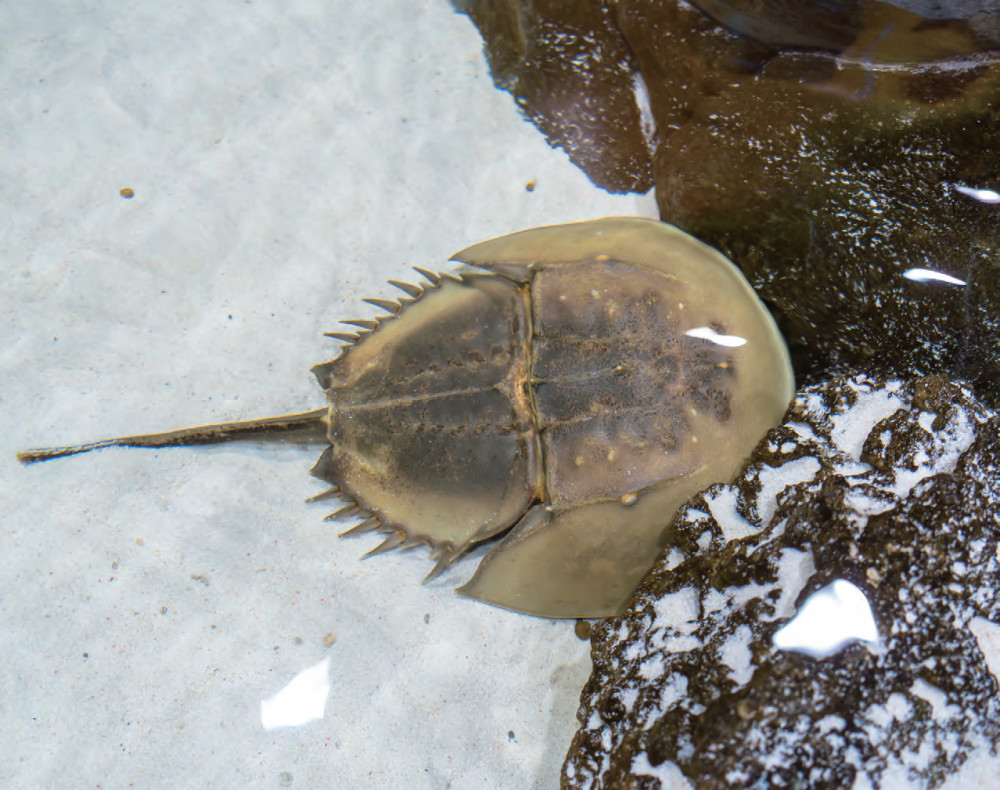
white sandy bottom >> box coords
[0,1,657,787]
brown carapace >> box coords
[18,218,794,618]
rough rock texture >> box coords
[453,0,654,193]
[562,375,1000,789]
[456,0,1000,405]
[685,0,1000,51]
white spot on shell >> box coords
[685,326,748,347]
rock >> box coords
[686,0,1000,52]
[453,0,653,193]
[561,375,1000,789]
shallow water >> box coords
[7,1,999,788]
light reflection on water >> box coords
[773,579,880,659]
[684,326,748,347]
[902,268,967,286]
[260,658,332,731]
[954,184,1000,204]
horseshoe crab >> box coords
[18,218,793,618]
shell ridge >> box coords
[388,279,424,298]
[325,502,361,520]
[412,266,441,285]
[304,487,341,503]
[459,260,534,283]
[324,331,360,343]
[311,442,461,565]
[319,468,464,569]
[317,273,455,359]
[362,531,407,557]
[424,546,455,581]
[339,318,379,331]
[362,297,401,315]
[339,516,380,538]
[523,270,549,505]
[466,454,540,548]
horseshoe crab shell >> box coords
[18,217,793,618]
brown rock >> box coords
[562,375,1000,789]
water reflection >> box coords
[954,185,1000,204]
[260,657,332,730]
[902,268,967,286]
[684,326,748,347]
[773,579,879,659]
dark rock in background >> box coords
[687,0,1000,52]
[561,375,1000,788]
[455,0,1000,404]
[453,0,654,192]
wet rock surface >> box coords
[456,0,1000,404]
[561,375,1000,789]
[453,0,654,193]
[686,0,1000,52]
